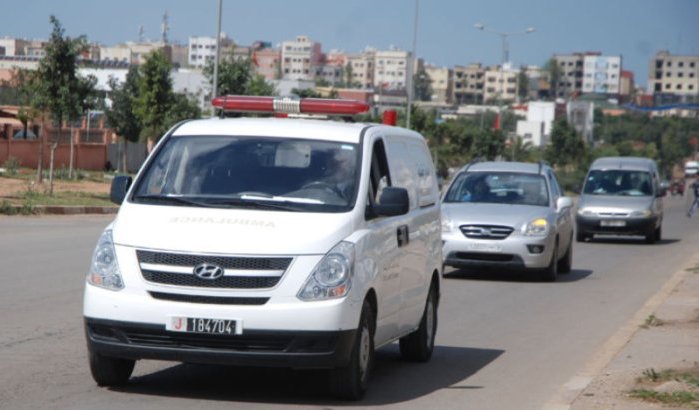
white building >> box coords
[582,55,621,95]
[424,65,452,104]
[373,48,411,90]
[347,50,375,88]
[483,64,518,102]
[516,101,555,147]
[281,35,322,81]
[188,35,236,68]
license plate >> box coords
[468,242,503,252]
[600,220,626,227]
[167,317,240,335]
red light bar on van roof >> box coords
[211,95,370,116]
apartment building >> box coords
[101,41,169,65]
[424,65,453,104]
[281,35,322,81]
[483,65,518,103]
[648,51,699,99]
[253,47,280,80]
[317,49,346,85]
[188,35,234,68]
[553,53,585,99]
[619,70,635,102]
[452,63,484,104]
[582,55,621,95]
[347,51,374,88]
[373,48,410,90]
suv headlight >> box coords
[441,215,455,233]
[87,229,124,291]
[630,209,652,218]
[523,218,549,236]
[298,241,354,301]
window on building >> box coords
[679,62,684,67]
[665,83,671,89]
[678,72,684,78]
[677,84,682,90]
[689,85,694,90]
[666,72,672,77]
[690,62,696,68]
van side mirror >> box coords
[556,196,573,211]
[110,176,133,204]
[373,187,410,216]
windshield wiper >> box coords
[206,197,303,211]
[133,194,215,207]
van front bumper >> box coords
[576,215,658,236]
[85,318,356,369]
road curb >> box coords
[542,250,699,410]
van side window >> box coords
[366,139,391,219]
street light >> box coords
[474,23,535,65]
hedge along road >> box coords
[0,196,697,410]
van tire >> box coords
[330,300,374,400]
[399,283,437,362]
[654,225,662,242]
[88,351,135,386]
[645,227,656,244]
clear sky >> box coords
[3,0,698,88]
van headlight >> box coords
[87,229,124,291]
[577,207,594,216]
[298,241,354,301]
[630,209,652,218]
[523,218,549,236]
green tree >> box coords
[517,70,530,101]
[105,66,142,171]
[164,93,201,130]
[544,58,561,100]
[33,16,96,190]
[134,49,174,142]
[204,56,276,97]
[545,118,586,170]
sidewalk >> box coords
[546,252,699,409]
[3,204,118,215]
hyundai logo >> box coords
[193,263,225,280]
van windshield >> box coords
[132,135,360,213]
[583,170,653,196]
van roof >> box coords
[590,156,657,172]
[172,117,373,144]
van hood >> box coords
[578,194,654,212]
[111,204,354,255]
[442,202,549,229]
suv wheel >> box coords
[645,227,657,244]
[89,350,135,386]
[557,239,573,274]
[330,300,375,400]
[540,242,558,282]
[399,282,437,362]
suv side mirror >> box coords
[110,176,133,205]
[373,187,410,216]
[556,196,573,211]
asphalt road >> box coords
[1,194,697,410]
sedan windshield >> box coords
[132,135,360,212]
[583,170,653,196]
[444,172,549,206]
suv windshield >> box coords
[132,135,360,212]
[583,169,653,196]
[444,171,549,206]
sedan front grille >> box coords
[460,225,514,240]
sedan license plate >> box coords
[167,317,239,335]
[600,220,626,227]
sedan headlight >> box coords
[298,241,354,301]
[87,229,124,291]
[523,218,549,236]
[630,209,652,218]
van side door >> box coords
[364,137,404,344]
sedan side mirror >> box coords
[373,187,410,217]
[110,175,133,205]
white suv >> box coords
[83,96,442,400]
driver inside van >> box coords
[317,148,356,199]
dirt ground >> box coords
[0,176,110,198]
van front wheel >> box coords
[330,300,374,400]
[88,350,134,386]
[399,283,437,362]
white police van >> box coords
[83,96,442,400]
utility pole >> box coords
[406,0,419,129]
[212,0,223,102]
